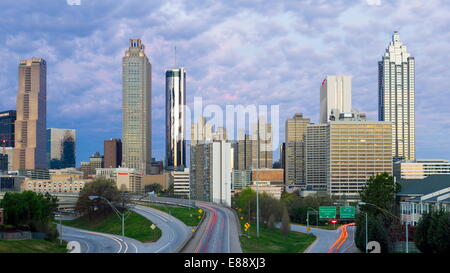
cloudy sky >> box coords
[0,0,449,165]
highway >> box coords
[57,204,190,253]
[191,202,242,253]
[290,224,341,253]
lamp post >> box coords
[358,201,409,253]
[89,195,126,244]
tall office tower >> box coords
[104,138,122,168]
[190,140,232,206]
[46,128,76,169]
[320,75,352,123]
[122,39,152,174]
[191,116,213,145]
[212,127,228,141]
[166,68,186,169]
[13,58,47,170]
[0,110,16,148]
[285,113,310,187]
[234,129,252,170]
[305,124,329,191]
[327,119,392,200]
[251,117,273,169]
[379,31,415,161]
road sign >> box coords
[150,224,156,230]
[192,228,196,233]
[198,209,203,214]
[319,206,336,219]
[306,226,311,232]
[339,206,356,219]
[244,223,250,229]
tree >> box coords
[144,183,163,194]
[0,191,58,239]
[280,206,291,239]
[359,172,400,215]
[75,177,122,219]
[267,214,275,230]
[355,173,400,252]
[415,211,433,253]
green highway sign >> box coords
[319,206,336,219]
[339,206,356,219]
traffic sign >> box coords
[306,226,311,232]
[150,224,156,230]
[198,209,203,213]
[339,206,356,219]
[244,223,250,229]
[319,206,336,219]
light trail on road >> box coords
[328,223,355,253]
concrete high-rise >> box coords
[320,75,352,123]
[285,113,310,187]
[190,140,232,206]
[122,39,151,174]
[166,68,186,169]
[305,124,329,191]
[191,116,213,145]
[46,128,76,169]
[13,58,47,170]
[251,117,273,169]
[104,138,122,168]
[379,31,415,161]
[234,129,252,170]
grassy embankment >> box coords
[0,239,67,253]
[136,202,203,227]
[62,211,161,242]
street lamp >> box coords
[358,201,409,253]
[89,195,128,244]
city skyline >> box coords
[0,1,449,165]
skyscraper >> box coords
[251,117,273,169]
[13,58,47,170]
[379,31,415,161]
[285,113,310,187]
[320,75,352,123]
[46,128,76,169]
[122,39,152,174]
[166,68,186,169]
[234,129,252,170]
[191,116,213,145]
[0,110,16,148]
[104,138,122,168]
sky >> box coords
[0,0,450,166]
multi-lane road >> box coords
[190,202,242,253]
[58,204,191,253]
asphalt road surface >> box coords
[290,224,341,253]
[192,202,242,253]
[58,204,190,253]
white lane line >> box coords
[63,226,123,253]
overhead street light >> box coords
[358,201,409,253]
[89,195,129,245]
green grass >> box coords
[137,202,203,227]
[239,220,316,253]
[61,211,161,243]
[0,239,67,253]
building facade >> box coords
[166,68,186,169]
[13,58,47,170]
[190,141,232,206]
[170,168,190,197]
[0,110,16,148]
[378,31,415,161]
[320,75,352,124]
[394,159,450,180]
[327,120,393,199]
[251,117,273,169]
[122,39,152,174]
[285,113,310,187]
[104,138,122,168]
[115,168,143,193]
[47,128,76,169]
[305,124,329,191]
[232,169,252,191]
